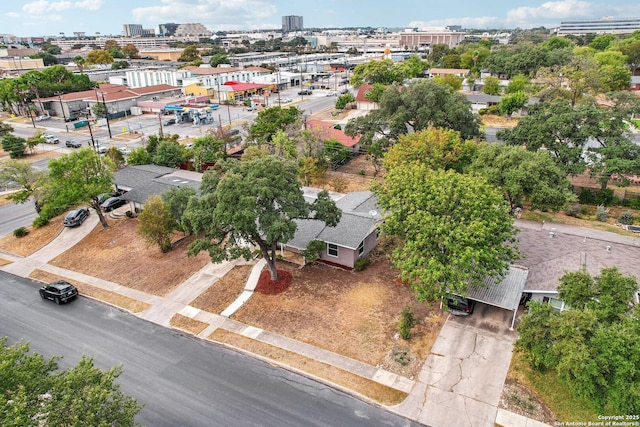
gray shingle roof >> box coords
[286,191,382,250]
[114,165,176,190]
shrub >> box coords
[32,216,50,227]
[331,176,347,193]
[13,227,28,238]
[596,204,609,222]
[358,169,366,176]
[398,306,416,340]
[578,188,614,206]
[354,257,370,272]
[618,211,634,225]
[565,204,582,218]
[125,210,134,218]
[300,240,325,262]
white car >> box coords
[118,147,131,156]
[326,92,337,97]
[96,145,108,154]
[44,134,59,144]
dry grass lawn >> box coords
[48,217,211,296]
[190,264,253,313]
[0,215,63,256]
[209,328,408,406]
[170,313,209,335]
[29,268,152,313]
[220,256,444,378]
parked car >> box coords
[64,116,79,122]
[35,115,50,122]
[340,88,349,95]
[65,139,82,148]
[280,97,292,103]
[44,134,59,144]
[97,192,117,204]
[101,196,126,212]
[446,295,476,316]
[326,91,337,97]
[163,118,176,126]
[298,89,313,95]
[39,280,78,304]
[228,128,241,136]
[96,145,108,154]
[246,105,257,111]
[118,146,131,156]
[63,207,89,227]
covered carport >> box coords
[465,265,529,330]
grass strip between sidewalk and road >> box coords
[208,328,408,406]
[170,313,209,335]
[0,258,11,266]
[29,269,151,313]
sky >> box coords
[2,0,640,37]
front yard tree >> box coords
[185,155,341,280]
[137,195,175,253]
[517,268,640,413]
[248,106,301,144]
[0,160,45,204]
[0,338,142,426]
[40,148,115,227]
[375,164,519,301]
[469,143,575,211]
[1,134,26,158]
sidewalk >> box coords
[0,216,562,426]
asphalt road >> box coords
[0,200,37,237]
[0,272,420,427]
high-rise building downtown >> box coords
[282,15,303,33]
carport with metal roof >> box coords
[465,265,529,330]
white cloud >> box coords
[21,0,103,15]
[132,0,277,31]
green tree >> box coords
[498,91,528,116]
[153,140,185,168]
[334,92,355,109]
[73,55,85,73]
[137,195,175,252]
[0,338,142,426]
[363,83,386,103]
[469,143,574,211]
[1,134,26,158]
[91,101,108,118]
[178,45,201,62]
[394,55,426,79]
[505,74,530,94]
[111,60,130,70]
[383,127,478,174]
[349,59,398,87]
[126,146,152,166]
[434,74,462,90]
[248,106,301,144]
[345,79,481,172]
[482,76,501,95]
[86,49,114,64]
[209,53,229,67]
[374,165,519,301]
[517,268,640,413]
[0,160,45,204]
[589,34,616,51]
[29,52,58,66]
[103,39,120,50]
[40,148,115,227]
[619,40,640,73]
[162,186,197,232]
[184,156,341,280]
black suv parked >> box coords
[446,295,476,315]
[39,280,78,304]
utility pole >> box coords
[98,92,112,139]
[55,91,65,119]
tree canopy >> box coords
[517,268,640,413]
[0,338,142,426]
[184,155,341,280]
[374,164,519,301]
[248,106,301,145]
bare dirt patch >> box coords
[48,217,210,296]
[500,378,557,425]
[481,114,520,128]
[190,264,253,314]
[29,268,152,313]
[170,313,209,335]
[0,217,63,256]
[231,256,444,378]
[209,328,408,406]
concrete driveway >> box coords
[396,304,518,427]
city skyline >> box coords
[2,0,640,37]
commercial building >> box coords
[557,17,640,36]
[399,28,465,49]
[282,15,304,33]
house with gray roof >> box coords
[283,188,383,269]
[114,165,201,212]
[516,222,640,311]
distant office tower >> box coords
[282,15,304,33]
[123,24,143,37]
[174,23,213,37]
[557,17,640,36]
[159,23,180,37]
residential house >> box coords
[283,189,382,269]
[425,68,470,79]
[355,84,378,110]
[306,119,361,154]
[516,224,640,311]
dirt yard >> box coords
[228,256,444,378]
[0,214,63,256]
[48,217,211,296]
